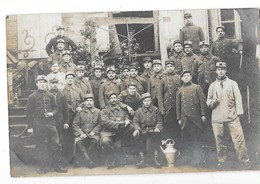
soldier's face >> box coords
[153,64,162,73]
[181,73,192,83]
[66,75,74,84]
[165,64,175,74]
[128,86,137,96]
[184,17,193,25]
[217,28,225,38]
[36,80,47,90]
[51,63,59,73]
[57,43,65,51]
[109,95,117,105]
[216,67,227,77]
[94,69,102,78]
[200,46,209,54]
[143,61,152,69]
[107,71,116,80]
[50,82,59,90]
[122,69,129,77]
[85,98,94,108]
[143,97,152,108]
[76,70,85,78]
[184,46,193,54]
[174,43,183,53]
[130,69,138,77]
[62,55,71,63]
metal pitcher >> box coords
[160,139,178,167]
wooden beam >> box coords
[153,11,160,52]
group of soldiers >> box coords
[25,13,252,173]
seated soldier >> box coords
[132,93,163,168]
[72,94,102,168]
[100,91,134,169]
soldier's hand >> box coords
[202,116,207,123]
[133,130,140,136]
[125,119,130,127]
[210,99,219,109]
[178,120,181,125]
[80,134,87,139]
[161,110,166,115]
[76,107,83,112]
[154,128,160,132]
[88,131,95,137]
[27,128,33,133]
[126,106,133,113]
[64,124,69,129]
[44,112,54,117]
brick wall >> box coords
[6,15,18,55]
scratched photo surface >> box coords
[7,8,260,177]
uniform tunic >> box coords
[121,76,147,95]
[74,76,93,95]
[46,72,66,90]
[90,77,106,109]
[49,50,63,64]
[148,71,165,106]
[181,52,198,72]
[59,62,76,74]
[140,68,153,80]
[118,90,142,111]
[46,35,77,55]
[169,51,185,75]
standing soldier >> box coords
[121,63,148,95]
[133,93,163,168]
[48,39,66,65]
[207,62,252,170]
[74,65,93,95]
[59,50,76,74]
[90,65,106,109]
[72,94,102,168]
[100,92,134,169]
[211,25,243,81]
[62,72,85,164]
[148,59,165,107]
[99,66,121,109]
[119,64,130,84]
[169,40,185,75]
[26,75,67,173]
[46,60,66,90]
[181,41,198,73]
[192,41,220,95]
[179,13,205,55]
[157,60,182,140]
[176,71,207,166]
[46,25,77,56]
[140,57,153,80]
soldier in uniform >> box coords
[99,66,121,109]
[207,62,252,170]
[133,93,163,168]
[179,13,205,55]
[211,25,242,81]
[59,50,76,74]
[74,65,93,95]
[48,38,66,65]
[46,25,77,56]
[46,60,66,90]
[72,94,102,168]
[176,71,207,166]
[140,56,153,80]
[90,65,106,109]
[169,40,185,75]
[148,59,165,107]
[192,41,220,95]
[181,41,198,77]
[100,92,134,169]
[119,64,130,84]
[121,63,147,95]
[157,60,182,141]
[62,72,85,163]
[26,75,67,173]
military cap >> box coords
[129,63,139,70]
[65,71,75,78]
[76,65,85,71]
[106,91,117,99]
[56,25,65,30]
[184,13,192,18]
[51,60,59,66]
[141,93,152,100]
[56,39,65,45]
[216,62,227,68]
[173,40,183,46]
[152,59,162,66]
[199,41,210,47]
[35,75,47,82]
[142,56,152,63]
[183,41,193,47]
[106,66,116,73]
[165,59,175,66]
[83,93,94,100]
[121,64,130,71]
[62,50,71,56]
[216,25,225,32]
[180,70,191,77]
[49,77,59,83]
[93,65,103,71]
[127,82,137,88]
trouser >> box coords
[134,132,161,154]
[212,117,250,163]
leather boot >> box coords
[83,152,95,169]
[136,152,146,168]
[153,150,161,168]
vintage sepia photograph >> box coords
[6,7,260,178]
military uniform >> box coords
[74,77,93,95]
[49,50,63,64]
[46,72,66,90]
[121,76,147,95]
[169,52,185,75]
[181,52,198,72]
[59,62,76,74]
[148,71,165,107]
[140,68,153,80]
[118,90,142,111]
[90,77,106,109]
